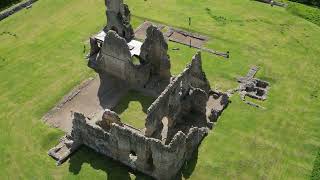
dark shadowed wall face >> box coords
[289,0,320,7]
[0,0,21,9]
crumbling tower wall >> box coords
[89,25,171,94]
[145,52,211,140]
[140,25,171,80]
[104,0,134,41]
[95,31,150,86]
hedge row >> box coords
[311,148,320,180]
[0,0,22,10]
[287,1,320,26]
[288,0,320,8]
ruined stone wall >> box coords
[71,113,208,180]
[96,31,150,86]
[145,52,211,138]
[0,0,36,21]
[140,25,171,80]
[91,26,173,90]
[104,0,134,41]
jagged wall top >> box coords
[104,0,134,41]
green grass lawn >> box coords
[0,0,320,179]
[113,91,155,130]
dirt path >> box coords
[43,76,128,132]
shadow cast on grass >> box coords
[68,146,199,180]
[97,73,155,113]
[69,146,153,180]
[112,90,155,115]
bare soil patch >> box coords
[43,76,128,132]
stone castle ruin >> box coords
[104,0,134,41]
[89,25,171,96]
[48,0,229,179]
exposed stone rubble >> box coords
[237,66,270,101]
[227,66,270,109]
[48,134,80,166]
[96,109,123,130]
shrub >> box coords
[287,1,320,26]
[0,0,22,10]
[311,149,320,180]
[288,0,320,8]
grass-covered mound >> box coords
[0,0,319,179]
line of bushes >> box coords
[288,0,320,8]
[287,1,320,26]
[311,148,320,180]
[0,0,22,10]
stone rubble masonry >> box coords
[104,0,134,41]
[97,109,123,130]
[140,25,171,80]
[68,109,208,179]
[89,25,171,94]
[145,52,211,138]
[237,66,270,101]
[48,51,225,179]
[48,0,229,178]
[95,30,151,86]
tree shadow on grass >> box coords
[69,146,153,180]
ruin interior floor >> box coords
[43,76,128,132]
[43,76,226,133]
[44,21,223,133]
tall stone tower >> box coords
[104,0,134,41]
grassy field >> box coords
[0,0,319,179]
